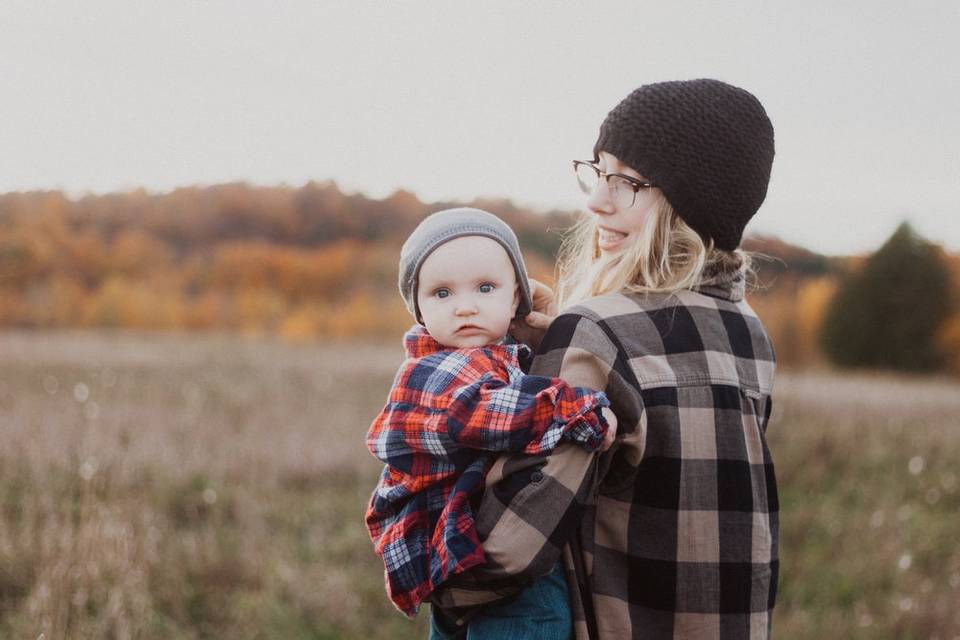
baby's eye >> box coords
[435,288,450,299]
[478,283,494,293]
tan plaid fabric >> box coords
[432,274,778,639]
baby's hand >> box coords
[600,407,618,451]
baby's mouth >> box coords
[456,324,484,334]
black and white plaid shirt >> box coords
[432,271,778,639]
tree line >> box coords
[1,184,957,374]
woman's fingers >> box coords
[528,278,557,316]
[524,310,555,331]
[510,280,557,351]
[600,408,618,451]
[509,311,554,352]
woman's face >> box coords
[587,151,661,257]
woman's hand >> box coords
[510,278,558,352]
[600,407,618,451]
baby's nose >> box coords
[454,299,478,315]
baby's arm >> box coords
[444,361,611,455]
[366,350,611,467]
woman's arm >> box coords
[432,311,626,609]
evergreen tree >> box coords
[820,222,955,372]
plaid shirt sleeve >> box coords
[444,350,611,455]
[430,316,620,611]
[368,348,610,465]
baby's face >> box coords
[416,235,520,349]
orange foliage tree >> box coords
[2,186,958,372]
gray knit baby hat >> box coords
[594,78,775,250]
[399,207,533,323]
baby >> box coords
[364,208,616,634]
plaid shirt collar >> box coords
[403,325,532,365]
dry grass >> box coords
[770,370,960,639]
[0,330,419,639]
[0,331,958,638]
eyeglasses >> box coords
[573,160,656,208]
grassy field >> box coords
[0,331,958,639]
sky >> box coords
[1,1,958,255]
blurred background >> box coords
[1,2,958,638]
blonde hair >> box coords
[557,193,753,309]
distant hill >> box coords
[3,183,954,371]
[0,182,839,273]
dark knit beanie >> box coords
[594,79,774,250]
[399,207,533,323]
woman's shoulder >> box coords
[566,288,764,321]
[558,289,773,359]
[556,289,774,394]
[562,292,640,320]
[545,292,672,361]
[561,290,680,321]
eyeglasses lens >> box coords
[575,163,598,195]
[608,176,636,208]
[575,163,637,208]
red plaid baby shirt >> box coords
[365,325,610,617]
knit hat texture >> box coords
[399,207,533,323]
[594,78,775,250]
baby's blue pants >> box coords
[428,561,571,640]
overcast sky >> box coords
[1,1,957,255]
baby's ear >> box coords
[511,284,521,315]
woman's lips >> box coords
[598,227,628,251]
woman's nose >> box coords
[586,180,615,216]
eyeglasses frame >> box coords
[572,160,656,208]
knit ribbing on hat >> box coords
[594,79,775,250]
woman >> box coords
[432,78,778,640]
